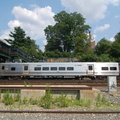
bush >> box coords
[74,99,92,107]
[22,97,28,104]
[55,95,70,107]
[96,94,112,107]
[29,98,38,105]
[39,89,53,109]
[2,91,14,105]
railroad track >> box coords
[0,79,120,86]
[0,110,120,114]
[0,81,119,115]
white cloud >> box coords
[109,0,120,6]
[11,6,55,39]
[109,37,115,42]
[0,30,11,40]
[0,5,55,51]
[94,24,110,33]
[61,0,120,22]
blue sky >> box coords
[0,0,120,51]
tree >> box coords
[94,38,112,56]
[5,27,26,48]
[74,34,91,56]
[110,32,120,62]
[5,27,43,61]
[44,11,91,54]
[77,53,98,62]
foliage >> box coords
[5,27,26,48]
[13,91,20,102]
[77,53,98,62]
[22,97,28,104]
[97,54,114,62]
[74,35,91,56]
[74,99,92,107]
[44,50,73,58]
[29,98,38,105]
[54,95,70,107]
[94,38,112,56]
[96,94,111,107]
[93,35,120,62]
[2,91,14,105]
[110,32,120,62]
[39,89,53,109]
[1,90,117,111]
[44,11,91,54]
[5,27,43,61]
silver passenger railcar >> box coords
[0,62,119,79]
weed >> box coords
[24,81,27,87]
[96,94,112,107]
[56,95,70,107]
[14,93,20,102]
[22,97,28,104]
[13,90,20,102]
[74,99,92,107]
[74,99,85,106]
[85,99,92,107]
[39,89,52,109]
[2,91,14,105]
[29,98,38,105]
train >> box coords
[0,62,119,80]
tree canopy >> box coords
[5,27,43,61]
[44,11,91,55]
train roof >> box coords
[0,62,118,65]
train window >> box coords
[59,67,65,71]
[102,67,108,70]
[67,67,74,70]
[43,67,49,71]
[24,66,28,70]
[51,67,57,71]
[11,67,16,71]
[34,67,41,71]
[2,66,5,70]
[110,67,117,70]
[88,66,93,70]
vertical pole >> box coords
[107,76,117,92]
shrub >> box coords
[2,91,14,105]
[56,95,70,107]
[74,99,92,107]
[22,97,28,104]
[39,89,52,109]
[96,94,112,107]
[29,98,38,105]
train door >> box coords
[0,64,4,75]
[87,64,94,75]
[23,65,29,75]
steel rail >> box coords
[0,83,115,87]
[0,110,120,114]
[0,86,92,90]
[0,79,120,86]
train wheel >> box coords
[8,76,21,80]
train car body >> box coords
[0,62,119,79]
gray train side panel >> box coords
[28,63,87,76]
[0,63,23,76]
[93,63,119,76]
[0,62,119,77]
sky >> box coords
[0,0,120,51]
